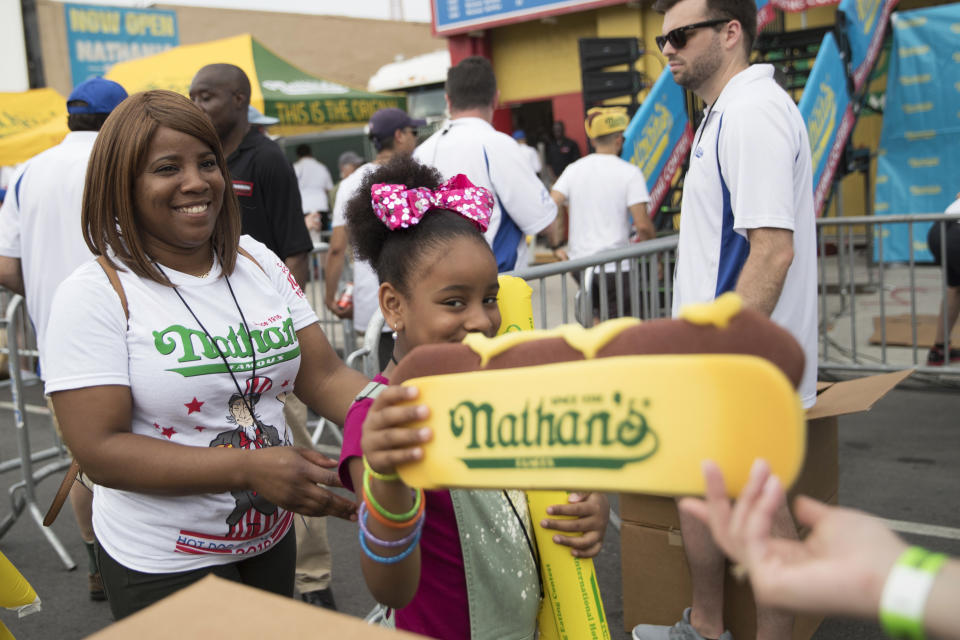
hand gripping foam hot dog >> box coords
[390,292,807,497]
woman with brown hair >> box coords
[43,90,368,619]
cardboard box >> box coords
[869,314,960,347]
[87,575,426,639]
[619,369,913,639]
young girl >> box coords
[337,156,609,640]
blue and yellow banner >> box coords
[837,0,899,92]
[620,69,692,214]
[874,3,960,262]
[64,2,178,86]
[797,33,856,216]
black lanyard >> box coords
[155,260,260,425]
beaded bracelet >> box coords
[358,502,425,548]
[880,546,948,640]
[362,467,424,525]
[358,519,422,564]
[363,455,400,482]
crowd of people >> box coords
[0,0,956,637]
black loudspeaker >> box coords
[578,38,645,113]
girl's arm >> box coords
[540,492,611,558]
[51,385,356,519]
[349,385,432,609]
[293,321,369,425]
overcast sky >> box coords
[50,0,433,21]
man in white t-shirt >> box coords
[325,108,423,369]
[512,130,542,177]
[294,144,334,243]
[0,76,128,602]
[551,106,654,322]
[414,56,560,271]
[632,0,816,639]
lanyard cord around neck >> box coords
[155,261,259,424]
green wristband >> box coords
[879,546,947,640]
[363,455,400,482]
[362,467,422,522]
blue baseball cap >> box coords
[368,108,426,141]
[512,130,526,140]
[67,77,128,115]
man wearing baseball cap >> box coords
[325,107,423,369]
[549,106,655,323]
[0,75,128,601]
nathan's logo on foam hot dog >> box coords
[447,390,659,470]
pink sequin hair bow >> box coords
[371,174,493,232]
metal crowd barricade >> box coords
[302,242,373,452]
[0,293,76,570]
[816,212,960,377]
[510,236,681,329]
[304,242,355,359]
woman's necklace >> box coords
[155,260,260,423]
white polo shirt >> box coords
[552,153,650,271]
[331,162,386,334]
[671,64,818,408]
[0,131,99,377]
[414,117,557,270]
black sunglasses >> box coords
[656,18,730,52]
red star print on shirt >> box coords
[185,398,204,414]
[194,426,206,432]
[281,380,289,387]
[160,426,176,439]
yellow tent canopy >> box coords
[0,89,69,166]
[107,34,405,137]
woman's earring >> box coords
[392,322,400,341]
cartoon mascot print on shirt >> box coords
[209,376,284,537]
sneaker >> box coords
[926,344,960,366]
[632,608,733,640]
[300,587,337,611]
[89,572,106,601]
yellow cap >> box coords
[584,106,630,138]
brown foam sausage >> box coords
[392,309,805,388]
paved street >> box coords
[0,374,957,638]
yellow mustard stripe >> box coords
[679,292,743,328]
[463,317,641,367]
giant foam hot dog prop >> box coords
[390,293,806,496]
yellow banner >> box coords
[0,89,69,166]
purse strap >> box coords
[44,255,131,527]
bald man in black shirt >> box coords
[189,64,312,287]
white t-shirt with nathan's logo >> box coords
[44,236,318,573]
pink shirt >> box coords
[338,374,470,639]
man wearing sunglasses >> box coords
[632,0,818,639]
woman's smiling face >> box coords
[134,126,225,265]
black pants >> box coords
[928,220,960,287]
[96,527,296,620]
